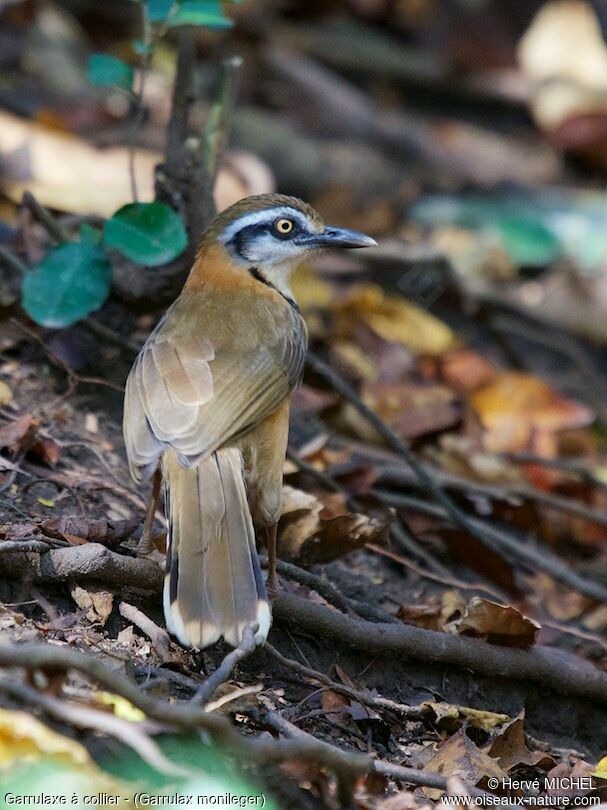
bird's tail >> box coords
[162,447,270,648]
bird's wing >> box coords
[123,306,305,481]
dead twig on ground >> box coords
[259,554,400,625]
[374,490,607,604]
[191,625,257,706]
[265,642,427,720]
[119,601,172,662]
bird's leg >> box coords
[138,467,162,558]
[264,523,278,599]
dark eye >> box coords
[275,218,294,235]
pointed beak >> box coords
[301,226,377,250]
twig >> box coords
[191,625,257,706]
[0,642,373,793]
[264,643,427,720]
[81,318,141,356]
[0,679,189,778]
[374,490,607,604]
[272,592,607,704]
[365,543,509,603]
[119,601,172,662]
[306,352,607,604]
[22,191,69,243]
[202,56,243,185]
[259,554,400,625]
[378,464,607,530]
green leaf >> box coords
[145,0,174,22]
[22,243,112,328]
[168,0,234,29]
[79,223,103,245]
[495,217,560,267]
[104,202,187,267]
[87,54,134,91]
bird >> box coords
[123,193,376,649]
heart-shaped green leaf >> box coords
[22,243,112,328]
[104,202,187,267]
[87,54,134,91]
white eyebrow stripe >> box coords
[218,207,310,244]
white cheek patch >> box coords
[241,233,303,265]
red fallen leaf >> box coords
[30,437,61,467]
[441,349,498,393]
[545,760,596,799]
[0,414,39,454]
[486,711,555,772]
[445,597,540,648]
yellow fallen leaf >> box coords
[333,284,454,355]
[0,382,12,405]
[37,498,55,508]
[0,708,90,769]
[94,692,145,722]
[591,754,607,779]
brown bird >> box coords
[123,193,376,649]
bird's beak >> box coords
[301,226,377,250]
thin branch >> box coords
[374,490,607,604]
[119,601,172,662]
[259,554,400,625]
[191,624,257,706]
[264,642,427,720]
[378,463,607,531]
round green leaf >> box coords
[87,54,134,91]
[22,243,112,328]
[104,202,187,267]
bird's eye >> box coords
[275,218,294,235]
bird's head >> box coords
[205,193,377,268]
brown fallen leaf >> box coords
[444,597,540,648]
[0,414,39,455]
[471,372,594,455]
[422,728,507,799]
[278,485,391,564]
[486,711,555,772]
[341,380,461,443]
[71,586,113,626]
[441,348,498,393]
[40,516,139,546]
